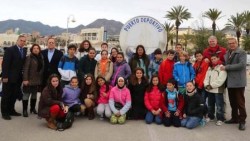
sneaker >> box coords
[206,117,214,122]
[99,114,104,121]
[216,120,223,126]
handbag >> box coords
[57,111,75,131]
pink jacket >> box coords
[109,86,131,105]
[97,85,112,104]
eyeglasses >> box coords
[49,42,55,44]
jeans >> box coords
[207,92,224,121]
[145,111,162,125]
[181,116,201,129]
[198,88,208,116]
[162,111,181,127]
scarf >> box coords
[208,45,221,55]
[99,58,109,76]
[186,88,196,97]
[32,53,43,72]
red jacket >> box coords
[193,59,209,89]
[162,92,184,114]
[158,59,175,85]
[203,45,226,63]
[144,86,165,112]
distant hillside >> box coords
[0,19,123,36]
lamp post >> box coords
[65,14,76,52]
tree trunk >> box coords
[236,30,241,46]
[212,22,216,36]
[176,26,179,45]
[246,29,249,36]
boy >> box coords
[203,54,227,126]
[148,48,163,80]
[58,44,78,87]
[95,42,109,61]
[158,49,175,86]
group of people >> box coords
[0,35,247,131]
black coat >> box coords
[183,92,204,118]
[2,45,26,83]
[41,49,63,86]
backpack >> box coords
[57,111,75,131]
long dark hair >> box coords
[146,74,164,92]
[47,74,62,94]
[79,40,92,52]
[134,45,149,66]
[129,67,148,86]
[81,73,96,94]
[30,44,41,54]
[96,76,110,97]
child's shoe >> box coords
[216,120,223,126]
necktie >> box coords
[20,48,23,58]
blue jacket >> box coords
[58,55,78,81]
[173,61,195,87]
[62,85,81,108]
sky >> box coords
[1,0,249,29]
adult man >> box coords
[221,38,247,131]
[173,43,183,62]
[1,35,27,120]
[41,38,63,89]
[203,36,226,63]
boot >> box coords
[47,113,57,130]
[88,106,95,120]
[30,99,38,114]
[22,100,28,117]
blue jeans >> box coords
[198,88,208,116]
[207,92,225,121]
[145,111,162,125]
[181,116,201,129]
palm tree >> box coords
[163,22,174,51]
[203,8,223,35]
[243,11,250,36]
[165,5,191,45]
[226,13,245,46]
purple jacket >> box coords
[110,60,131,86]
[62,85,81,108]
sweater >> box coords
[203,65,227,94]
[158,59,175,85]
[58,55,78,81]
[62,85,81,108]
[109,86,131,115]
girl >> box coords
[162,79,184,127]
[109,77,131,124]
[76,40,92,59]
[62,77,85,115]
[96,76,112,120]
[80,73,97,120]
[129,45,150,78]
[144,74,165,124]
[22,44,44,117]
[109,47,119,63]
[110,52,131,86]
[128,67,148,119]
[173,51,195,94]
[94,50,113,81]
[181,81,204,129]
[38,74,66,130]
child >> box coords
[96,76,112,120]
[80,73,97,120]
[95,42,110,61]
[162,79,184,127]
[76,40,92,59]
[109,47,119,63]
[109,77,131,124]
[193,50,210,118]
[144,74,165,124]
[128,67,148,119]
[58,44,78,87]
[94,50,113,81]
[62,77,85,114]
[181,81,204,129]
[148,48,163,80]
[173,51,195,94]
[204,54,227,126]
[110,52,131,86]
[159,49,175,86]
[38,74,65,130]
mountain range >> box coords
[0,19,124,36]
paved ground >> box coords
[0,77,250,141]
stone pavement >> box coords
[0,77,249,141]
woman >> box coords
[80,73,97,120]
[76,40,92,59]
[22,44,44,117]
[129,45,150,78]
[94,50,113,81]
[110,52,131,86]
[109,47,119,63]
[38,74,65,130]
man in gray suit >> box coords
[221,38,247,130]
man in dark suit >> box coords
[1,35,27,120]
[41,37,63,89]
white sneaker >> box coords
[99,114,104,120]
[206,118,214,122]
[216,120,223,126]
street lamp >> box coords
[65,14,76,52]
